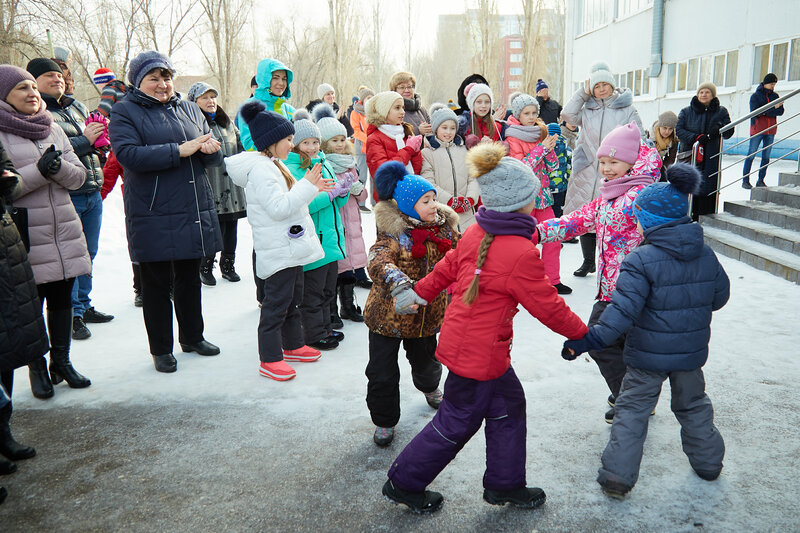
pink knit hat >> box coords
[597,122,641,164]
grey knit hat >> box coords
[187,81,217,102]
[128,50,174,88]
[509,92,538,119]
[312,103,346,142]
[292,118,321,145]
[656,110,678,129]
[589,61,616,93]
[428,103,458,136]
[466,143,540,212]
[317,83,335,99]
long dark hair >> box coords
[201,105,231,129]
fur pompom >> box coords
[666,163,702,195]
[466,142,508,178]
[239,100,265,125]
[293,108,311,122]
[311,102,336,123]
[428,102,448,116]
[374,161,409,201]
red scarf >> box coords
[409,228,452,258]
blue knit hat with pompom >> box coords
[374,161,435,220]
[239,100,294,152]
[633,163,702,230]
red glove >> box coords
[447,196,468,213]
[405,135,423,152]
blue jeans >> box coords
[742,133,774,182]
[71,190,103,317]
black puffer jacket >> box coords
[537,96,563,125]
[42,93,104,195]
[676,96,733,195]
[0,143,49,372]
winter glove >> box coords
[85,111,110,148]
[708,123,721,138]
[36,145,62,178]
[695,134,709,146]
[391,284,428,315]
[562,329,605,360]
[0,173,18,198]
[349,181,365,196]
[404,135,423,153]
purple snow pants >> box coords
[388,366,527,492]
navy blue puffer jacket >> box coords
[591,217,730,372]
[109,89,222,263]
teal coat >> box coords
[284,151,349,271]
[239,58,297,151]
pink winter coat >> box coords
[335,168,369,274]
[0,127,91,285]
[537,143,661,301]
[506,116,558,209]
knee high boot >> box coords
[47,308,91,389]
[28,357,54,400]
[330,281,344,330]
[573,233,597,277]
[0,403,35,461]
[339,281,365,322]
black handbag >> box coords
[8,205,30,252]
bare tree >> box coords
[519,0,566,100]
[137,0,200,57]
[0,0,41,64]
[469,0,501,88]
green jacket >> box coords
[284,151,349,270]
[238,58,296,151]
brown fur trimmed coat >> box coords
[364,200,460,338]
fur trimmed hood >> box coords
[374,199,459,237]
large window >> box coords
[790,38,800,81]
[579,0,613,33]
[753,39,800,83]
[509,54,523,63]
[509,67,523,76]
[666,49,739,93]
[616,67,650,96]
[617,0,653,18]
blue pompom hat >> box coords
[374,161,435,220]
[633,163,701,230]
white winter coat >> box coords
[561,88,643,214]
[224,152,323,279]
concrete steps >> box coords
[699,171,800,284]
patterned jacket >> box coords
[364,200,459,338]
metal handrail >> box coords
[719,87,800,134]
[722,109,800,152]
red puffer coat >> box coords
[414,223,588,381]
[365,124,422,204]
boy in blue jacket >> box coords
[563,163,730,498]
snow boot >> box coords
[330,287,344,329]
[28,357,54,399]
[423,388,443,409]
[573,234,596,277]
[554,283,573,294]
[220,253,241,282]
[382,479,443,514]
[339,281,365,322]
[598,478,631,499]
[199,256,216,286]
[483,487,546,509]
[48,309,91,389]
[373,426,394,446]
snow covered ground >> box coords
[3,157,799,531]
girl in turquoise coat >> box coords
[284,115,354,350]
[239,58,296,151]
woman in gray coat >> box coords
[187,82,247,285]
[561,61,643,277]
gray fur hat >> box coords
[509,92,538,119]
[428,103,458,136]
[292,116,321,145]
[186,81,217,102]
[312,103,346,141]
[466,143,540,212]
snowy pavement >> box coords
[2,158,799,532]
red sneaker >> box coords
[283,346,322,362]
[259,360,296,381]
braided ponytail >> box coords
[462,232,495,305]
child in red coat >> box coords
[365,91,423,204]
[381,142,588,514]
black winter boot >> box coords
[573,233,597,277]
[28,357,53,399]
[47,308,91,389]
[339,281,365,322]
[220,253,241,282]
[199,256,217,286]
[330,284,344,329]
[0,404,35,461]
[382,479,443,514]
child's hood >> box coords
[224,151,265,187]
[255,59,293,99]
[643,218,704,261]
[628,141,662,181]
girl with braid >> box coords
[381,143,588,514]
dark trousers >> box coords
[253,250,265,304]
[365,332,442,428]
[598,366,725,488]
[388,367,527,492]
[37,278,75,311]
[139,259,204,355]
[258,266,305,363]
[301,261,338,344]
[691,192,718,221]
[588,300,627,398]
[132,262,141,293]
[219,218,238,256]
[551,190,567,218]
[1,371,13,398]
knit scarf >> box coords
[600,172,656,202]
[474,206,537,239]
[326,153,356,174]
[378,124,413,172]
[353,102,365,115]
[409,227,453,258]
[0,99,53,140]
[504,123,542,143]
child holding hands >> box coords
[224,101,334,381]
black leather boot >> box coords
[220,253,240,282]
[330,288,344,330]
[573,233,597,277]
[0,404,35,461]
[199,256,216,286]
[47,308,91,389]
[28,357,54,399]
[339,282,365,322]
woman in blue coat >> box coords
[109,51,224,373]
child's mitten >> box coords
[562,329,605,360]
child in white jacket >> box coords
[225,100,333,381]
